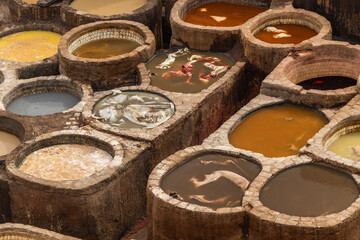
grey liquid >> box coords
[7,92,80,116]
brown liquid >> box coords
[146,48,234,93]
[72,38,141,59]
[254,24,318,44]
[23,0,38,4]
[229,105,328,157]
[260,165,359,217]
[93,91,175,128]
[161,153,261,209]
[70,0,147,16]
[0,129,21,156]
[183,3,267,27]
[297,76,356,90]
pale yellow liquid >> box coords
[0,130,21,156]
[70,0,147,16]
[22,0,38,4]
[0,31,61,62]
[19,144,113,181]
[328,132,360,160]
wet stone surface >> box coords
[260,164,359,217]
[146,48,234,93]
[93,90,175,128]
[161,153,261,208]
[183,3,267,27]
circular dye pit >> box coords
[297,76,357,90]
[72,38,141,59]
[0,129,20,156]
[229,105,328,157]
[254,24,317,44]
[327,131,360,161]
[260,164,359,217]
[146,48,234,93]
[69,0,147,16]
[18,144,113,181]
[6,92,80,116]
[0,31,61,62]
[161,153,261,208]
[93,91,175,128]
[68,27,144,59]
[183,3,267,27]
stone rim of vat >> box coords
[1,76,92,116]
[203,94,333,164]
[60,0,162,48]
[147,145,262,239]
[0,222,80,239]
[82,88,183,141]
[58,20,155,90]
[242,156,360,236]
[240,7,332,74]
[6,129,124,191]
[170,0,269,51]
[260,40,360,108]
[304,100,360,172]
[7,0,62,21]
[0,21,68,68]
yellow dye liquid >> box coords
[328,132,360,160]
[22,0,38,4]
[0,31,61,62]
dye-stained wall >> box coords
[293,0,360,41]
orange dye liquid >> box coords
[183,3,267,27]
[229,105,328,157]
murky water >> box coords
[72,38,141,59]
[254,24,317,44]
[161,153,261,209]
[183,3,267,27]
[260,164,359,217]
[297,76,356,90]
[93,91,175,128]
[7,92,80,116]
[146,48,234,93]
[229,105,328,157]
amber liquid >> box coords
[0,130,21,156]
[0,31,61,62]
[260,165,359,217]
[146,49,234,93]
[183,3,267,27]
[161,153,261,209]
[328,132,360,160]
[254,24,317,44]
[229,105,328,157]
[70,0,147,16]
[72,38,141,59]
[23,0,38,4]
[297,76,356,90]
[19,144,113,181]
